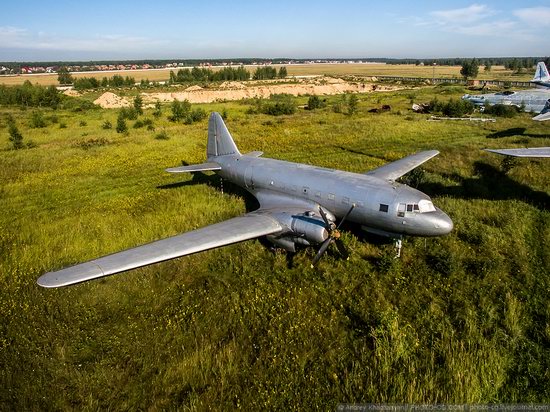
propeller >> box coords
[311,204,355,267]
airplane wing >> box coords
[533,112,550,121]
[365,150,439,181]
[37,212,283,288]
[485,148,550,158]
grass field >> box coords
[1,86,549,409]
[0,63,536,86]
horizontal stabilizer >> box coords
[244,151,263,157]
[365,150,439,181]
[165,162,221,173]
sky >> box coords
[1,0,549,62]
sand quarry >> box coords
[92,77,400,109]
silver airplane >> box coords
[531,61,550,89]
[37,113,453,288]
[462,90,550,121]
[463,62,550,121]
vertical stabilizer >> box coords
[207,112,241,159]
[532,62,550,83]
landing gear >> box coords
[394,238,403,258]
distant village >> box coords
[0,59,376,75]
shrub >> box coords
[483,104,520,118]
[116,113,128,133]
[307,95,326,110]
[29,111,46,128]
[155,130,169,140]
[102,120,112,130]
[8,118,24,149]
[79,120,87,127]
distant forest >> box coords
[1,57,549,72]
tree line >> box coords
[169,66,250,83]
[0,82,61,108]
[73,75,136,90]
[168,66,288,84]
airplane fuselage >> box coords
[213,153,453,240]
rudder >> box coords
[207,112,241,159]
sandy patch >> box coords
[93,77,403,108]
[93,92,131,108]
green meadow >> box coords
[1,86,549,410]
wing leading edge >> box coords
[365,150,439,181]
[37,212,282,288]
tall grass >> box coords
[1,87,549,409]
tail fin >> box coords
[207,112,241,159]
[532,62,550,83]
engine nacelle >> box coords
[266,211,329,252]
[290,215,328,244]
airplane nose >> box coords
[432,208,453,235]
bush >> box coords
[170,100,191,122]
[483,104,520,118]
[428,98,474,117]
[29,111,46,128]
[79,120,87,127]
[116,113,128,133]
[102,120,112,130]
[185,108,207,124]
[8,118,24,149]
[155,130,169,140]
[307,95,326,110]
[119,107,138,120]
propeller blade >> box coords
[318,206,331,227]
[311,238,333,267]
[335,238,349,260]
[336,204,355,230]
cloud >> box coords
[514,7,550,27]
[431,4,494,24]
[0,26,165,53]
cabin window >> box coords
[328,193,335,200]
[379,204,388,213]
[315,191,321,198]
[407,204,413,212]
[342,197,350,205]
[303,187,309,194]
[291,185,297,192]
[397,203,406,217]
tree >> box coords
[170,99,191,121]
[133,95,143,116]
[7,117,24,149]
[347,94,359,115]
[153,101,162,118]
[278,66,287,78]
[484,63,492,72]
[460,59,479,80]
[57,67,73,85]
[116,112,128,133]
[307,95,326,110]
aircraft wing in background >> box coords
[37,212,283,288]
[485,148,550,158]
[364,150,439,181]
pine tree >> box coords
[8,117,24,149]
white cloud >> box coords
[0,26,165,52]
[514,7,550,27]
[431,4,494,24]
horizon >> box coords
[1,1,550,62]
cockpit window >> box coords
[418,199,436,213]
